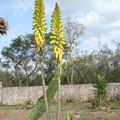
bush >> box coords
[92,75,108,108]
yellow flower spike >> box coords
[33,0,46,53]
[50,2,65,64]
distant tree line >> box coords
[61,43,120,84]
[0,18,120,87]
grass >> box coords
[0,103,33,110]
[0,101,120,120]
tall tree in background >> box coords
[50,3,65,120]
[0,17,8,35]
[64,17,85,84]
[1,34,38,86]
[32,0,50,120]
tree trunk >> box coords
[70,40,73,85]
[71,65,74,84]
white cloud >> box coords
[102,19,120,30]
[92,0,120,14]
[77,11,99,26]
[74,0,120,52]
[82,37,102,50]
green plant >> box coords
[29,1,65,120]
[50,3,65,120]
[92,75,108,108]
[32,0,50,120]
[66,112,74,120]
[29,70,58,120]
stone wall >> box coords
[0,83,120,105]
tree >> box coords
[0,17,8,35]
[64,17,85,84]
[111,42,120,82]
[1,34,38,86]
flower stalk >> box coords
[50,3,65,120]
[31,0,50,120]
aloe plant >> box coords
[29,70,58,120]
[50,2,65,120]
[31,0,49,120]
[92,75,108,108]
[29,1,65,120]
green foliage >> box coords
[29,70,58,120]
[1,33,53,87]
[29,77,42,86]
[2,39,120,86]
[66,112,74,120]
[92,75,108,108]
[1,34,37,86]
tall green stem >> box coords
[41,60,50,120]
[57,64,61,120]
[29,69,58,120]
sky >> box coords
[0,0,120,55]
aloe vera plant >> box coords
[50,3,65,120]
[29,70,58,120]
[31,0,49,120]
[29,1,65,120]
[92,75,108,108]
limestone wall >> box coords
[0,83,120,105]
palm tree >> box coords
[0,17,8,35]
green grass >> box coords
[0,103,33,109]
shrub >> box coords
[92,75,108,108]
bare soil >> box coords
[0,102,120,120]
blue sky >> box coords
[0,0,120,55]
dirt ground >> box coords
[0,102,120,120]
[0,109,31,120]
